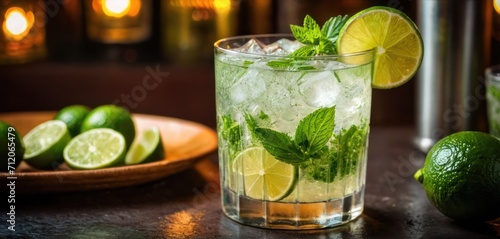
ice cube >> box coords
[276,38,304,53]
[298,71,340,108]
[331,65,372,128]
[235,38,266,54]
[262,42,287,55]
[262,38,304,55]
[229,68,266,104]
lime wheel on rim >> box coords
[337,6,424,89]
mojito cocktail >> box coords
[214,7,423,229]
[215,35,373,229]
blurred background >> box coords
[0,0,499,130]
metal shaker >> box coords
[414,0,491,152]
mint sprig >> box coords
[266,14,348,70]
[290,14,348,56]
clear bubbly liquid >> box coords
[487,83,500,137]
[215,43,373,229]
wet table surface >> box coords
[2,126,499,238]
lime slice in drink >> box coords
[232,147,297,201]
[337,6,423,89]
[64,128,126,170]
[125,127,165,165]
[23,120,71,169]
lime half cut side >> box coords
[125,127,165,165]
[232,147,297,201]
[64,128,126,170]
[337,6,423,89]
[23,120,70,169]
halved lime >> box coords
[23,120,71,169]
[125,127,165,165]
[232,147,297,201]
[80,105,135,149]
[64,128,126,170]
[337,6,423,89]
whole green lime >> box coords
[80,105,135,149]
[414,131,500,222]
[0,121,25,172]
[54,104,91,137]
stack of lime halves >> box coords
[23,104,165,170]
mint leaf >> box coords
[220,115,242,160]
[318,38,336,55]
[290,45,317,57]
[266,59,316,71]
[301,147,338,183]
[266,59,294,69]
[304,15,321,33]
[243,60,254,68]
[254,128,306,165]
[290,25,312,45]
[337,124,369,177]
[244,113,258,133]
[321,15,348,44]
[295,107,335,155]
[291,15,321,45]
[258,110,270,121]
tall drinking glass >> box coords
[214,34,374,229]
[486,65,500,138]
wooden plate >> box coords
[0,112,218,193]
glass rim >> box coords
[486,65,500,83]
[214,34,376,59]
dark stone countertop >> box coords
[1,126,499,238]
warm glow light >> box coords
[213,0,231,12]
[102,0,131,17]
[6,11,27,35]
[2,7,33,40]
[495,0,500,14]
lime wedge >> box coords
[23,120,71,169]
[63,128,126,170]
[337,6,423,89]
[125,127,165,165]
[232,147,297,201]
